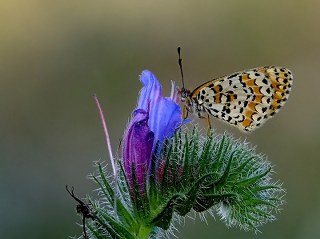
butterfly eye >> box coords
[180,88,188,98]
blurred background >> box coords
[0,0,319,238]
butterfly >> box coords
[177,48,293,132]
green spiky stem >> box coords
[136,225,153,239]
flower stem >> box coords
[136,225,153,239]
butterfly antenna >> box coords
[177,46,185,90]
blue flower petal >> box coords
[137,70,162,111]
[137,70,182,143]
[148,97,181,143]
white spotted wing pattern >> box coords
[181,66,293,131]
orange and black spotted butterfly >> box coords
[177,47,293,131]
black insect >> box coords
[66,185,95,239]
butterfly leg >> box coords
[197,111,205,119]
[183,106,189,120]
[197,112,212,133]
[206,114,212,130]
[206,115,213,136]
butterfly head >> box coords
[179,87,194,116]
[180,87,189,100]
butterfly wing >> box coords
[190,66,293,131]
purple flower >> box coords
[122,70,182,195]
[137,70,182,144]
[122,109,154,194]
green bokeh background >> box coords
[1,1,319,238]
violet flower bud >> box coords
[122,109,154,194]
[122,70,182,195]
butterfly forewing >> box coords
[189,66,293,131]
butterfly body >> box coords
[180,66,293,131]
